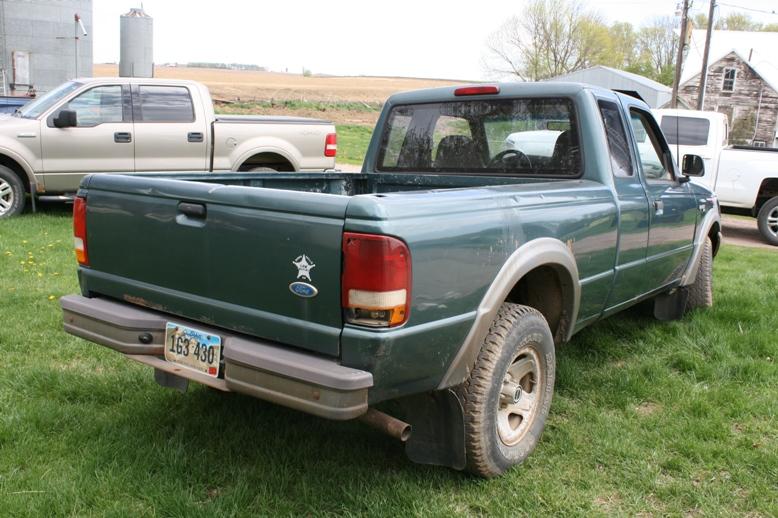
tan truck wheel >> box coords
[0,165,26,218]
[460,303,555,478]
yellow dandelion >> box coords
[48,295,56,301]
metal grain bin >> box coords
[119,7,153,78]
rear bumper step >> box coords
[60,294,373,420]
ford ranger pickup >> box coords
[0,77,336,218]
[60,83,721,477]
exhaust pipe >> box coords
[358,408,412,442]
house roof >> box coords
[680,29,778,94]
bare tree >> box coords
[636,17,678,82]
[484,0,607,81]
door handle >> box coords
[654,200,664,216]
[114,132,132,143]
[178,202,206,218]
[187,132,204,143]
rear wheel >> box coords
[0,165,26,218]
[248,166,278,172]
[757,197,778,246]
[460,303,555,478]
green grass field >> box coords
[336,125,373,166]
[1,211,776,516]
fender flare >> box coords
[680,201,721,286]
[0,147,38,191]
[437,237,580,389]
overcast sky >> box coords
[92,0,778,80]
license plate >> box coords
[164,322,222,378]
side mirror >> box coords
[682,154,705,177]
[53,109,77,128]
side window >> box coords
[630,109,675,182]
[137,86,194,122]
[598,100,633,177]
[63,85,123,127]
[722,68,736,92]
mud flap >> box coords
[653,288,689,321]
[154,368,189,393]
[400,389,466,470]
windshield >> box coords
[376,97,580,177]
[17,81,82,119]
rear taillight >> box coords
[324,133,337,157]
[342,232,411,328]
[73,196,88,266]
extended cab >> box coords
[0,78,336,217]
[61,83,720,477]
[654,109,778,245]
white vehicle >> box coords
[654,109,778,245]
[0,78,337,218]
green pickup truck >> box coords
[61,83,721,477]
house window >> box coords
[722,68,737,92]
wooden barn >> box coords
[677,30,778,148]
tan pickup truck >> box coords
[0,78,337,217]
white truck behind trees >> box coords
[0,78,337,218]
[654,109,778,245]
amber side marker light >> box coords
[342,232,411,328]
[454,85,500,96]
[73,196,89,266]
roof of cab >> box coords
[386,81,601,105]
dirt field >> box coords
[93,64,461,104]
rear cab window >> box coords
[136,85,195,122]
[598,100,633,177]
[377,97,581,177]
[659,116,710,146]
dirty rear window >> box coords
[377,98,580,177]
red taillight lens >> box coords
[73,196,88,266]
[342,232,411,327]
[454,85,500,96]
[324,133,337,157]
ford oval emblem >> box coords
[289,281,318,298]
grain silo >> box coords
[119,7,153,78]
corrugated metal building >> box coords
[548,65,672,108]
[0,0,93,95]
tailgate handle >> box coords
[178,202,206,218]
[114,132,132,143]
[187,132,204,143]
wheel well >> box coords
[505,264,574,345]
[238,152,295,172]
[0,154,31,193]
[755,178,778,212]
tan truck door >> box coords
[39,84,134,192]
[131,84,209,171]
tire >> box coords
[685,237,713,312]
[0,165,26,218]
[757,196,778,246]
[459,303,555,478]
[248,166,278,172]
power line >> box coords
[716,2,778,16]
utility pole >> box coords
[671,0,691,108]
[696,0,716,110]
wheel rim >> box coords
[0,179,14,216]
[767,207,778,237]
[496,347,543,446]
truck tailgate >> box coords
[79,175,348,356]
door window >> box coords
[136,86,195,122]
[598,100,633,177]
[62,85,123,127]
[629,109,675,182]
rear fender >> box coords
[437,237,580,389]
[230,137,301,171]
